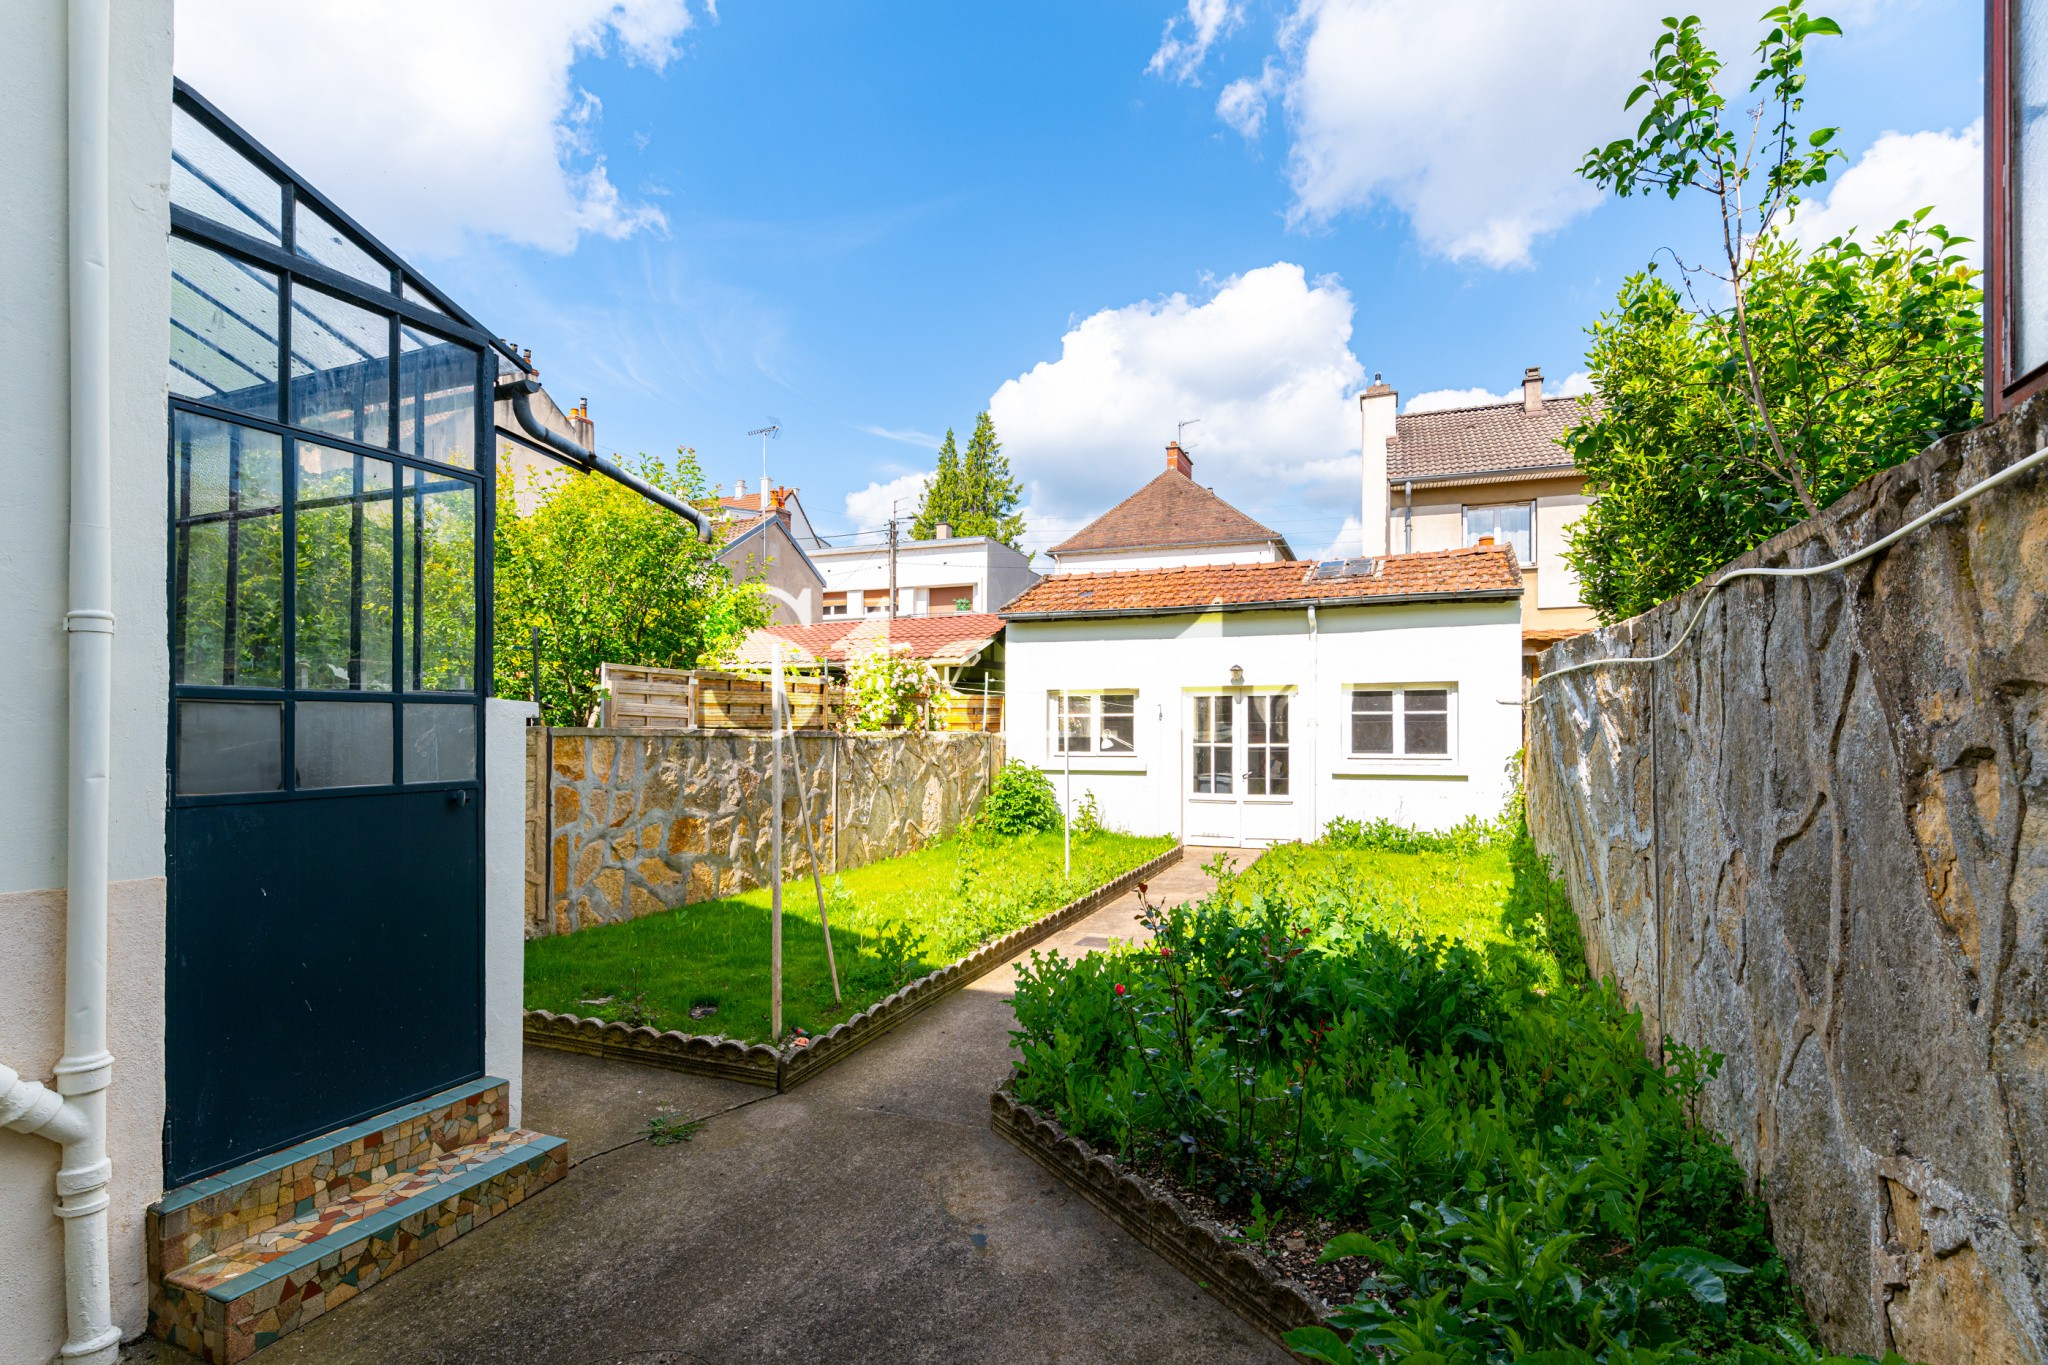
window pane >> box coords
[1267,747,1289,796]
[1464,503,1533,564]
[296,445,395,691]
[400,468,477,691]
[1210,747,1233,795]
[1046,692,1063,753]
[291,287,391,445]
[2021,0,2048,374]
[1247,696,1268,745]
[406,704,476,783]
[177,700,281,795]
[1247,750,1267,796]
[1194,695,1212,742]
[1063,693,1092,753]
[1267,694,1290,745]
[1404,690,1450,756]
[172,414,284,687]
[400,278,446,314]
[1194,743,1213,792]
[171,105,282,242]
[170,238,280,417]
[295,201,392,291]
[295,701,393,788]
[1351,691,1392,755]
[398,327,478,468]
[1099,693,1135,752]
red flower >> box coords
[1114,983,1127,996]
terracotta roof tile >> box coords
[1391,395,1598,482]
[730,612,1005,668]
[1002,546,1521,619]
[1048,469,1288,556]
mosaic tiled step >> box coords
[146,1078,568,1363]
[151,1127,566,1363]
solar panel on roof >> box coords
[1313,558,1378,579]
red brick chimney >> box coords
[1165,441,1194,477]
[1522,366,1544,415]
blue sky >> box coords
[176,0,1983,558]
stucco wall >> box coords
[0,3,175,1357]
[483,700,538,1122]
[1004,600,1524,846]
[529,729,1003,937]
[1525,400,2048,1362]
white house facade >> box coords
[811,532,1040,617]
[1001,550,1525,846]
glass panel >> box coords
[1267,746,1290,796]
[1099,693,1135,752]
[171,414,285,687]
[401,278,447,314]
[1404,689,1450,756]
[398,327,479,468]
[171,105,283,242]
[1246,748,1267,796]
[294,701,393,788]
[1463,503,1534,564]
[1351,690,1393,755]
[1193,743,1213,794]
[400,468,478,691]
[169,238,281,417]
[291,286,391,445]
[296,445,395,691]
[1046,692,1063,753]
[2021,0,2048,374]
[1064,693,1091,754]
[176,700,282,795]
[406,704,477,782]
[1247,696,1268,746]
[295,201,392,291]
[1267,694,1290,746]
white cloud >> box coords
[1792,122,1983,262]
[843,472,931,532]
[988,262,1364,526]
[174,0,703,257]
[1314,515,1364,560]
[1208,0,1788,267]
[1149,0,1244,84]
[1403,370,1591,414]
[854,425,945,450]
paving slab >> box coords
[123,847,1278,1365]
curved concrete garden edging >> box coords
[525,843,1185,1091]
[990,1087,1326,1357]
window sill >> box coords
[1335,759,1466,780]
[1043,755,1147,774]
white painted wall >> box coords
[1052,543,1287,574]
[1004,600,1524,845]
[483,700,536,1125]
[813,537,1039,614]
[1535,493,1591,608]
[0,1,174,1356]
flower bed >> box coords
[1004,836,1911,1364]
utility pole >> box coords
[886,510,899,619]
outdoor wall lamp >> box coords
[1229,664,1245,686]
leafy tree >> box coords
[1566,3,1981,622]
[493,449,767,724]
[843,644,941,731]
[911,411,1026,548]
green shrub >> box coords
[1322,813,1507,856]
[1007,838,1851,1363]
[978,759,1062,836]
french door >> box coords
[1183,692,1295,847]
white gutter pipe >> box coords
[0,1,122,1361]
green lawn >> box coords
[527,829,1174,1043]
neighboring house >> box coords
[1047,442,1293,572]
[1361,368,1600,665]
[716,480,828,551]
[496,380,595,514]
[711,490,827,627]
[1000,548,1525,847]
[810,531,1039,618]
[731,612,1007,695]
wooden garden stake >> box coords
[776,682,841,1003]
[770,642,785,1043]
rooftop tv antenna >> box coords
[747,419,781,512]
[1176,417,1202,448]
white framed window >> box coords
[1349,686,1454,758]
[1048,690,1137,755]
[1463,502,1533,565]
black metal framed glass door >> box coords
[163,84,502,1184]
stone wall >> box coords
[1525,399,2048,1363]
[526,729,1003,938]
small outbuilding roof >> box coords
[730,612,1005,669]
[1002,546,1521,620]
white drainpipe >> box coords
[0,0,121,1360]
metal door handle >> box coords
[448,789,471,808]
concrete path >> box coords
[124,848,1284,1365]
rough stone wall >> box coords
[525,729,1002,939]
[1526,399,2048,1363]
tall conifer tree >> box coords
[911,412,1025,549]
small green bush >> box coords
[978,759,1062,836]
[1322,812,1506,856]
